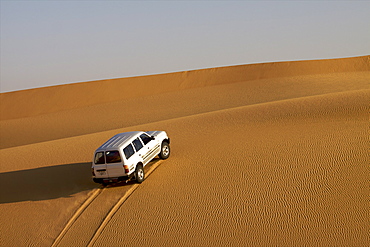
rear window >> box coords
[106,151,122,163]
[94,152,105,164]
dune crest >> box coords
[1,55,369,120]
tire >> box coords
[159,141,170,160]
[135,164,145,183]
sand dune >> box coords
[0,56,369,246]
[1,71,369,149]
[1,55,368,121]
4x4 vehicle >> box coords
[92,131,170,185]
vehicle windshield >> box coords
[105,151,122,163]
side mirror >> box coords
[151,136,155,140]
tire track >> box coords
[87,159,163,247]
[51,188,103,247]
[52,159,163,247]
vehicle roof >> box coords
[95,131,144,151]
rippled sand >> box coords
[0,56,369,246]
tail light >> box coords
[123,165,130,173]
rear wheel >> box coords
[159,141,170,159]
[135,164,145,183]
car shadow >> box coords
[0,158,163,204]
[0,162,97,204]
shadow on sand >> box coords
[0,162,98,204]
[0,158,162,204]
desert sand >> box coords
[0,56,369,246]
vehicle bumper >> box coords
[93,174,133,184]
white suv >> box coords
[92,131,170,185]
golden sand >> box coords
[0,56,369,246]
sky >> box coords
[1,1,369,93]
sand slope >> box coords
[0,56,369,246]
[1,55,368,121]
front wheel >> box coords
[135,164,145,183]
[159,142,170,159]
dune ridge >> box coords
[1,71,369,149]
[1,55,368,120]
[0,88,367,172]
[0,56,369,246]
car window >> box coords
[123,144,135,160]
[106,151,122,163]
[133,138,143,151]
[94,152,105,164]
[140,133,152,145]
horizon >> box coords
[0,55,367,94]
[1,1,369,93]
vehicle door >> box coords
[139,133,160,165]
[105,150,125,177]
[93,151,108,178]
[122,143,139,175]
[132,137,146,162]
